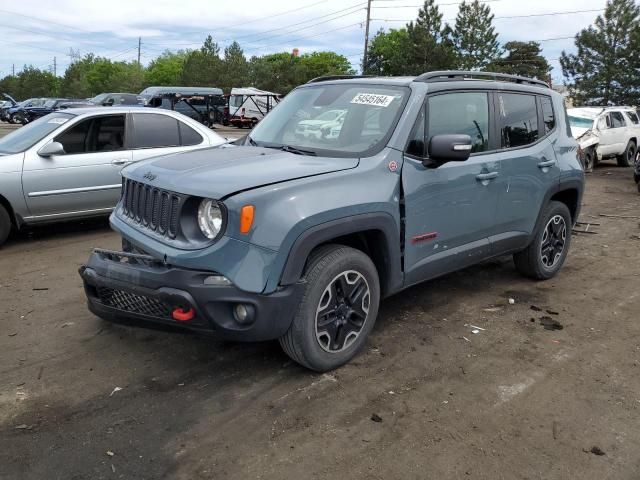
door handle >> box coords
[476,171,499,181]
[537,158,556,168]
[111,159,130,166]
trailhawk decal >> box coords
[351,93,395,107]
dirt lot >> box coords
[1,150,639,479]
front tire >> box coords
[514,201,572,280]
[279,245,380,372]
[617,140,637,167]
[0,205,12,247]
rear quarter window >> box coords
[540,96,555,134]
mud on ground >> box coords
[1,164,639,479]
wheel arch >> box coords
[278,213,403,298]
[0,193,18,228]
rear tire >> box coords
[514,201,572,280]
[617,140,636,167]
[583,147,595,173]
[279,245,380,372]
[0,205,12,247]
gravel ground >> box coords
[0,138,639,479]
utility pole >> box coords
[137,37,142,66]
[362,0,372,72]
[12,64,15,76]
[53,56,57,77]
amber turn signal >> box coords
[240,205,255,234]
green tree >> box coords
[451,0,500,70]
[405,0,456,74]
[60,54,144,97]
[560,0,640,106]
[248,52,306,93]
[487,41,551,81]
[146,50,188,86]
[364,29,411,76]
[299,51,354,79]
[3,66,59,98]
[219,41,249,91]
[181,35,223,86]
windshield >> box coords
[0,113,74,154]
[43,100,56,108]
[249,84,409,157]
[89,93,109,104]
[568,116,594,129]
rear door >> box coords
[402,90,501,285]
[130,112,206,163]
[22,114,132,217]
[490,92,560,250]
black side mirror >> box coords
[428,134,472,163]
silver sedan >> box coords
[0,107,226,246]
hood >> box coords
[570,126,589,139]
[123,146,359,199]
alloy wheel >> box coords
[315,270,370,353]
[540,215,567,269]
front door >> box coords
[22,114,131,218]
[402,91,501,286]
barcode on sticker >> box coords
[351,93,395,107]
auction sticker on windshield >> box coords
[351,93,395,107]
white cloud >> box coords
[0,0,606,83]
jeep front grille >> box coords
[121,179,183,239]
[97,287,171,319]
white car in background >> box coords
[568,106,640,171]
[295,109,346,139]
[0,107,225,246]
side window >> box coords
[54,115,125,154]
[497,93,539,148]
[132,114,180,148]
[427,92,490,153]
[540,96,555,134]
[94,116,125,151]
[626,111,640,125]
[179,121,204,146]
[55,119,91,154]
[406,106,426,157]
[611,111,626,128]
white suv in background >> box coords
[568,106,640,171]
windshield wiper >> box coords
[279,145,317,156]
[246,136,259,147]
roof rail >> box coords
[414,70,549,89]
[307,75,373,83]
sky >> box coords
[0,0,609,85]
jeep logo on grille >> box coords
[143,172,157,181]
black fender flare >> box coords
[278,212,404,297]
[536,178,584,230]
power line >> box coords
[145,2,366,48]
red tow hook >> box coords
[172,307,195,322]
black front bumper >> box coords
[79,249,304,341]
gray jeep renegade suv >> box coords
[80,71,584,371]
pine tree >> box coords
[220,41,249,91]
[487,41,551,81]
[405,0,456,75]
[560,0,640,106]
[451,0,500,71]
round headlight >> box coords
[197,199,224,239]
